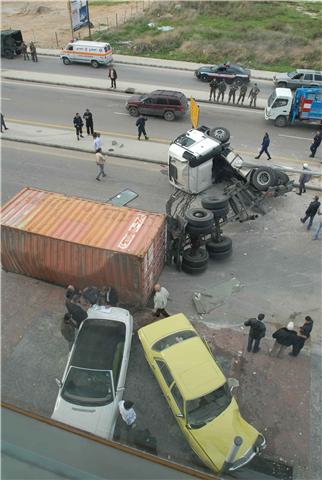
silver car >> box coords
[273,69,322,89]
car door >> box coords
[156,96,168,117]
[140,96,157,116]
[302,73,313,87]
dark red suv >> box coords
[125,90,188,121]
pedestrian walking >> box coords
[93,132,102,152]
[1,113,8,133]
[216,80,226,102]
[244,313,266,353]
[29,41,38,62]
[153,284,170,318]
[312,209,322,240]
[309,130,322,158]
[108,66,117,89]
[60,313,76,350]
[83,109,94,135]
[95,148,107,181]
[136,116,148,140]
[73,113,84,140]
[300,195,320,230]
[248,83,260,107]
[66,293,88,329]
[289,316,313,357]
[209,78,218,101]
[255,132,272,160]
[227,82,238,104]
[297,163,312,195]
[118,400,137,428]
[21,41,29,61]
[237,83,247,105]
[269,321,297,357]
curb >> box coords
[2,136,168,166]
[2,75,265,111]
[37,51,274,81]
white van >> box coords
[61,40,113,68]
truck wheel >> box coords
[274,115,287,127]
[208,248,232,260]
[182,248,209,268]
[62,57,71,65]
[182,262,208,275]
[186,223,214,236]
[251,167,277,191]
[277,82,287,88]
[208,127,230,143]
[212,206,229,220]
[128,106,139,117]
[206,236,232,253]
[201,196,229,210]
[164,110,175,121]
[185,208,213,227]
[91,60,100,68]
[4,49,14,59]
[276,171,289,185]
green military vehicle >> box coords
[1,30,23,59]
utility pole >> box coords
[67,0,74,40]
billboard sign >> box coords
[70,0,89,31]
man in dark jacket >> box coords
[108,66,117,88]
[105,286,119,306]
[237,83,247,105]
[136,116,148,140]
[290,316,313,357]
[244,313,266,353]
[209,78,218,101]
[60,313,76,350]
[66,293,88,328]
[269,321,297,357]
[309,130,321,158]
[216,80,227,102]
[83,109,94,135]
[73,113,84,140]
[255,132,271,160]
[227,82,239,104]
[300,195,320,230]
[82,286,100,306]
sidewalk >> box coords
[37,48,277,81]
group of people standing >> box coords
[21,41,38,62]
[209,79,260,107]
[244,313,314,358]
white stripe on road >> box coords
[113,112,129,115]
[1,97,11,100]
[278,134,312,141]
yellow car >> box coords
[138,313,266,473]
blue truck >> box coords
[265,87,322,127]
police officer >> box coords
[227,82,239,104]
[209,78,218,102]
[216,80,227,103]
[83,109,94,135]
[136,116,148,140]
[237,83,248,105]
[248,83,260,107]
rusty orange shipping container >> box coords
[1,188,166,305]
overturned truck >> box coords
[166,126,293,273]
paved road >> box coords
[1,79,315,165]
[1,55,275,98]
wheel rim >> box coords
[129,107,138,116]
[257,172,271,186]
[213,128,226,140]
[165,111,174,121]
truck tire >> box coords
[182,248,209,268]
[164,110,175,121]
[276,171,289,185]
[62,57,71,65]
[208,248,233,260]
[212,205,229,219]
[182,262,208,275]
[186,223,214,236]
[251,167,277,191]
[274,115,287,127]
[201,196,229,210]
[185,208,213,227]
[208,127,230,143]
[206,236,232,253]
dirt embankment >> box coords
[1,1,144,48]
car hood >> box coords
[127,95,143,103]
[188,398,259,471]
[274,73,288,80]
[52,396,116,439]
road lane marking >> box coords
[1,97,11,100]
[114,112,129,115]
[278,134,312,141]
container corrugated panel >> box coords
[1,188,166,305]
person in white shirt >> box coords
[118,400,136,428]
[153,283,170,318]
[93,132,102,152]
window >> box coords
[153,330,197,351]
[156,97,168,105]
[68,45,73,51]
[272,99,288,108]
[168,98,180,106]
[171,384,184,412]
[186,383,232,428]
[304,74,313,81]
[314,74,322,81]
[155,360,173,387]
[143,98,154,104]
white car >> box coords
[51,306,133,439]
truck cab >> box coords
[265,88,292,127]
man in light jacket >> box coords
[153,284,170,318]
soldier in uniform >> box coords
[237,83,248,105]
[209,78,218,102]
[227,82,239,104]
[29,41,38,62]
[21,41,29,61]
[248,83,260,108]
[216,79,227,103]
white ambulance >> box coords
[61,40,113,68]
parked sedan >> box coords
[52,306,133,439]
[138,314,266,473]
[195,63,251,84]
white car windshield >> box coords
[186,383,232,428]
[287,71,297,78]
[62,367,114,406]
[267,91,277,107]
